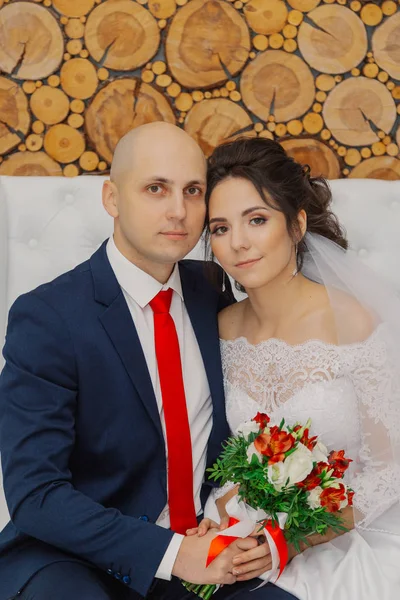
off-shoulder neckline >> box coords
[219,322,386,351]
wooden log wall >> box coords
[0,0,400,179]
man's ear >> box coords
[297,209,307,239]
[102,180,119,218]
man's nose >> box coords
[167,192,187,221]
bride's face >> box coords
[208,177,297,290]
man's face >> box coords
[105,133,207,276]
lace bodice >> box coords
[220,325,400,529]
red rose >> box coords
[254,430,295,464]
[347,489,355,506]
[253,412,270,429]
[320,483,347,513]
[328,450,353,478]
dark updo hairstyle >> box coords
[206,137,347,291]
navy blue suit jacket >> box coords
[0,242,234,600]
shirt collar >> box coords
[106,236,183,308]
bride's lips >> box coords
[235,258,262,268]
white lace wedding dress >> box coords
[206,327,400,600]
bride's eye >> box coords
[211,225,228,236]
[250,217,267,226]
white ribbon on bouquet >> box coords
[214,495,288,587]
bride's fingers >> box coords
[235,558,273,581]
[249,524,265,538]
[233,540,271,566]
[185,527,199,536]
[197,518,219,536]
[219,516,230,531]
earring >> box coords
[292,244,298,277]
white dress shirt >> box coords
[106,237,213,580]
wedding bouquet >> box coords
[182,412,354,599]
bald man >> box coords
[0,124,297,600]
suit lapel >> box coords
[90,242,162,438]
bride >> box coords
[196,137,400,599]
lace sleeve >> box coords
[347,328,400,534]
[212,481,238,500]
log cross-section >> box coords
[166,0,250,89]
[85,0,160,71]
[0,2,64,80]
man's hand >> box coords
[172,530,259,585]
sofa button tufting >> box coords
[28,239,38,249]
[65,193,75,205]
[122,575,131,585]
[358,248,368,258]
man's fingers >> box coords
[233,541,271,565]
[185,527,199,536]
[221,573,237,585]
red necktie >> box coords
[149,289,197,534]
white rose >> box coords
[307,486,323,509]
[284,443,314,485]
[236,420,261,438]
[312,441,329,463]
[267,461,288,491]
[246,442,263,464]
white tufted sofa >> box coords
[1,176,400,531]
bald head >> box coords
[110,122,205,186]
[102,121,207,279]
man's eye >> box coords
[148,185,162,194]
[186,187,201,196]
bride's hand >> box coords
[186,516,230,537]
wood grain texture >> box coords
[0,77,30,155]
[0,2,64,80]
[349,156,400,179]
[0,0,399,178]
[184,98,253,156]
[84,0,160,71]
[241,50,315,122]
[85,78,176,163]
[323,77,396,146]
[0,151,62,176]
[280,137,341,178]
[298,5,368,74]
[372,12,400,80]
[166,0,250,89]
